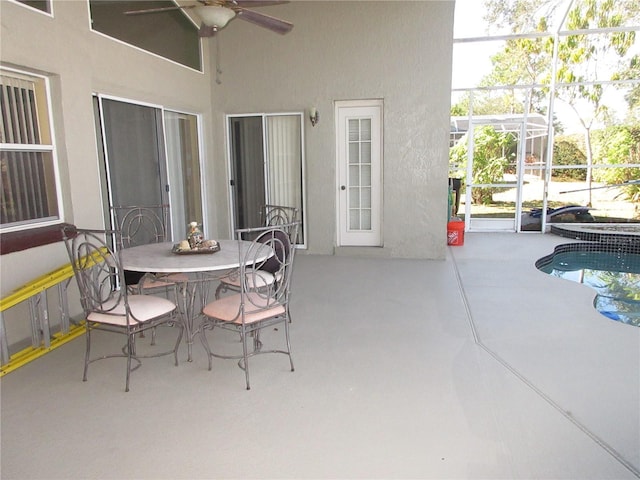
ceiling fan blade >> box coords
[236,8,293,34]
[232,1,289,6]
[124,4,197,15]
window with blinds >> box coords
[0,69,60,229]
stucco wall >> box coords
[0,1,454,346]
[210,1,454,258]
[0,0,214,297]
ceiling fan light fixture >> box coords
[194,5,236,28]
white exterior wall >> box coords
[0,0,215,296]
[0,0,454,345]
[210,1,455,258]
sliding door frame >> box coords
[225,112,307,247]
[94,93,206,240]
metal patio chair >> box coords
[61,227,183,392]
[112,204,189,343]
[214,204,299,300]
[112,205,189,288]
[199,222,300,390]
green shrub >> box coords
[592,125,640,203]
[449,126,515,204]
[552,138,587,180]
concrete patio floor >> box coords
[1,232,638,479]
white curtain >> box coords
[266,115,302,215]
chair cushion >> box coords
[87,294,176,326]
[202,293,285,324]
[258,230,289,274]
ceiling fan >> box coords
[124,0,293,37]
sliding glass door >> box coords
[227,113,305,245]
[164,111,202,240]
[94,96,203,240]
[228,116,265,230]
[99,98,166,210]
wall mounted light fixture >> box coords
[309,107,319,127]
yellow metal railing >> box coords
[0,259,86,376]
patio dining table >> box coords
[120,240,272,361]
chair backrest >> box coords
[261,205,298,227]
[111,205,169,249]
[259,205,300,245]
[237,222,300,310]
[61,227,129,320]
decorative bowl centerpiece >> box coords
[172,239,220,255]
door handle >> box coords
[341,185,346,191]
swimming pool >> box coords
[536,242,640,327]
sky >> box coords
[450,0,638,133]
[451,0,501,90]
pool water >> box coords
[536,245,640,327]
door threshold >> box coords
[334,246,389,258]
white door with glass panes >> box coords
[336,100,383,246]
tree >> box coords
[613,54,640,119]
[484,0,640,35]
[592,125,640,202]
[450,126,516,204]
[553,137,587,180]
[554,0,637,204]
[482,0,639,205]
[451,89,527,116]
[480,17,552,114]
